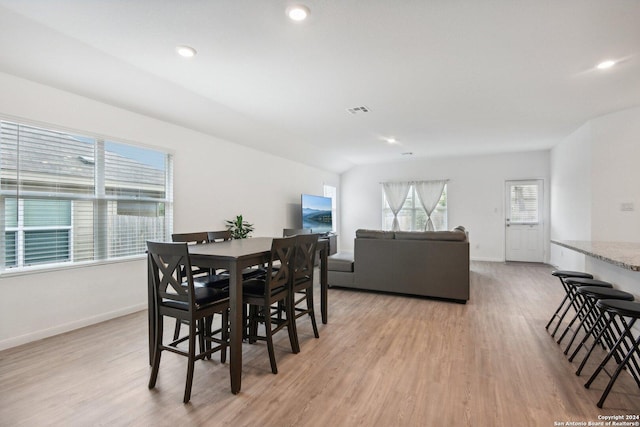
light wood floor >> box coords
[2,261,639,426]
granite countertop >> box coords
[551,240,640,272]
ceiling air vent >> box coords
[346,106,370,114]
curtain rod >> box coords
[379,179,450,184]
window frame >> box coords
[0,119,174,275]
[323,184,337,233]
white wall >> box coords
[0,72,338,350]
[548,121,593,271]
[550,106,640,264]
[550,106,640,296]
[591,107,640,241]
[339,150,550,262]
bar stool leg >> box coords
[551,287,579,338]
[585,317,639,408]
[570,309,604,362]
[547,271,594,335]
[546,291,571,330]
[597,331,640,408]
[557,293,590,344]
[564,300,597,355]
[574,312,613,375]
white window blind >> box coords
[0,121,173,271]
[509,184,539,224]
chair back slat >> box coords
[294,234,319,282]
[207,230,232,242]
[171,232,209,245]
[171,232,210,278]
[265,237,296,292]
[148,241,195,308]
[283,228,312,237]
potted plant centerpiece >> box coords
[225,214,254,239]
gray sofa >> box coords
[328,227,469,303]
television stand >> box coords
[320,234,337,255]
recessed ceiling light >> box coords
[287,5,310,21]
[176,45,197,58]
[596,60,616,70]
[386,137,397,144]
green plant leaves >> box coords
[225,214,254,239]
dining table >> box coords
[147,236,330,394]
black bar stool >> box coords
[584,299,640,408]
[564,286,633,360]
[547,270,594,337]
[556,278,613,344]
[573,289,635,376]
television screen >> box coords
[301,194,333,234]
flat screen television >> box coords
[301,194,333,234]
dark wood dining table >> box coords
[147,236,330,394]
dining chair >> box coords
[147,241,230,403]
[242,236,298,374]
[207,230,232,242]
[206,230,232,276]
[283,228,320,269]
[208,229,264,280]
[289,234,320,352]
[283,228,312,237]
[172,232,214,279]
[171,232,230,346]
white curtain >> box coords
[414,180,446,231]
[382,182,410,231]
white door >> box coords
[505,180,544,262]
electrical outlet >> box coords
[620,202,635,212]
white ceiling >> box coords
[0,0,638,173]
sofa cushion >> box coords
[394,231,467,241]
[328,252,355,272]
[355,229,395,239]
[453,225,466,233]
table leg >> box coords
[229,261,242,394]
[320,244,328,324]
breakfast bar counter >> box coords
[551,240,640,272]
[551,239,640,301]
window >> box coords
[323,184,337,232]
[382,184,447,231]
[509,183,539,224]
[4,198,72,267]
[0,121,173,271]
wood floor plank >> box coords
[1,261,639,426]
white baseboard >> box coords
[0,303,146,351]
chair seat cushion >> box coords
[294,275,312,285]
[565,278,612,287]
[551,270,593,279]
[242,278,286,297]
[163,286,229,310]
[597,299,640,317]
[194,274,230,289]
[576,286,634,301]
[242,268,268,280]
